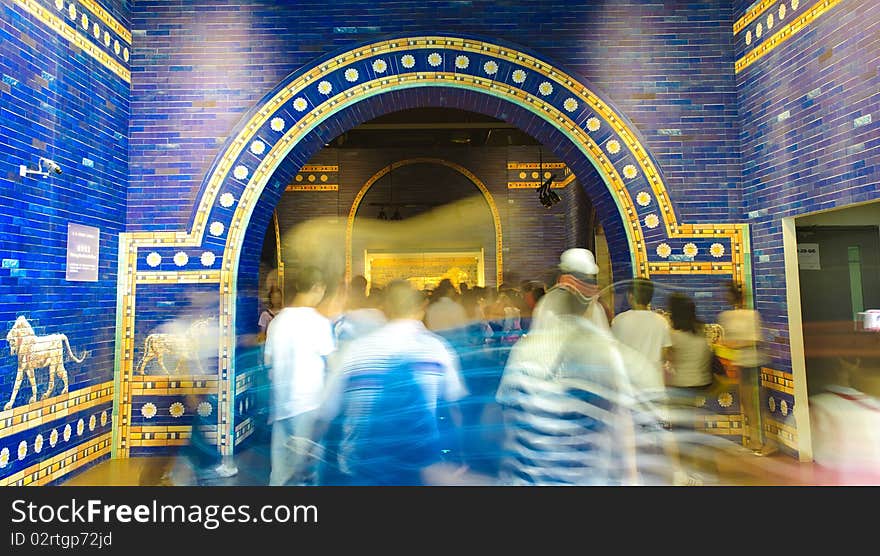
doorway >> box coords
[782,200,880,461]
[797,223,880,393]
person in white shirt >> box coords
[264,266,335,485]
[665,292,713,389]
[809,359,880,483]
[717,281,772,455]
[611,278,672,393]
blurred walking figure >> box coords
[264,266,335,485]
[321,276,387,484]
[346,275,370,309]
[540,248,610,331]
[142,291,236,485]
[496,251,658,485]
[662,292,717,484]
[425,278,468,332]
[521,281,546,319]
[717,281,774,456]
[809,360,880,484]
[258,287,283,342]
[611,278,672,393]
[314,279,481,485]
[665,292,713,390]
[332,275,386,349]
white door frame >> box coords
[782,216,813,462]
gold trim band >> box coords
[0,433,111,486]
[734,0,779,34]
[79,0,131,43]
[736,0,842,74]
[13,0,130,83]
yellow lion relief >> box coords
[4,316,88,411]
[136,317,216,375]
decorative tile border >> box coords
[12,0,131,83]
[78,0,131,44]
[761,367,795,395]
[0,432,111,486]
[287,184,339,191]
[763,417,798,450]
[130,375,219,397]
[736,0,842,74]
[234,369,260,397]
[647,261,734,274]
[0,382,113,440]
[288,164,339,191]
[135,271,222,284]
[128,425,217,447]
[506,161,575,189]
[234,417,254,446]
[695,413,743,436]
[734,0,779,35]
[273,211,284,301]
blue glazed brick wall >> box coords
[127,0,741,233]
[736,0,880,372]
[0,0,129,482]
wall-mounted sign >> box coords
[797,243,821,270]
[66,223,100,282]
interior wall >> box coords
[127,0,741,233]
[736,0,880,372]
[734,0,880,455]
[0,0,130,484]
[352,162,496,286]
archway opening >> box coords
[254,106,611,319]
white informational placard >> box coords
[797,243,821,270]
[66,223,100,282]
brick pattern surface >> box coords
[0,0,130,481]
[737,0,880,374]
[127,0,741,232]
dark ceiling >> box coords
[326,108,541,148]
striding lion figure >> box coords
[4,316,88,411]
[136,317,216,375]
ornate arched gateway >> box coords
[113,35,751,457]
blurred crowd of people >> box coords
[152,238,880,486]
[249,247,792,486]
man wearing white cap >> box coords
[537,248,611,331]
[495,247,641,484]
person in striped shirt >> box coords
[495,249,671,485]
[314,279,489,485]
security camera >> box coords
[19,157,62,178]
[40,157,62,175]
